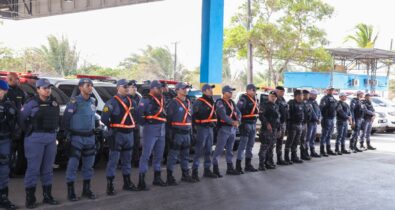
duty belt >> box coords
[70,130,94,137]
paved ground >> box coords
[8,133,395,210]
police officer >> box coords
[360,94,376,150]
[300,90,312,161]
[319,87,337,156]
[129,80,142,167]
[306,90,321,158]
[336,93,352,155]
[285,90,304,164]
[236,84,259,173]
[258,91,280,171]
[63,78,98,202]
[0,81,17,210]
[191,84,218,181]
[275,86,289,165]
[137,80,167,191]
[161,82,175,165]
[212,85,241,177]
[20,78,59,208]
[166,82,196,185]
[102,79,138,196]
[350,91,365,153]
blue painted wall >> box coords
[284,72,388,91]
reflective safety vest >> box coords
[220,99,237,123]
[171,97,191,126]
[145,94,167,122]
[241,94,259,119]
[194,97,217,124]
[109,95,136,129]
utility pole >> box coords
[247,0,253,84]
[172,41,179,80]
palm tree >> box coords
[344,23,378,48]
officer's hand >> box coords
[351,123,355,129]
[267,124,272,133]
[232,121,239,127]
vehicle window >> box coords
[95,86,117,102]
[58,84,76,97]
[51,87,70,105]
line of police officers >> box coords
[0,74,377,209]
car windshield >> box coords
[95,86,117,102]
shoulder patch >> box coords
[103,106,109,113]
[70,97,76,104]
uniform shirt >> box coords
[192,95,217,127]
[215,98,241,126]
[287,99,304,124]
[63,95,98,133]
[363,99,375,120]
[336,100,351,122]
[276,96,288,124]
[0,97,17,135]
[350,98,365,122]
[6,85,26,110]
[137,94,166,125]
[259,101,280,130]
[308,98,321,123]
[166,97,192,131]
[237,94,259,124]
[302,99,313,124]
[101,94,137,129]
[320,94,337,119]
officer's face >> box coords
[340,96,347,101]
[295,94,303,102]
[276,90,284,97]
[80,83,93,95]
[152,87,162,96]
[365,96,371,101]
[247,89,256,97]
[129,86,137,95]
[37,86,52,98]
[0,89,7,99]
[177,88,187,97]
[268,94,277,103]
[118,85,130,96]
[203,88,213,97]
[303,94,309,100]
[6,75,19,86]
[223,91,232,99]
[358,93,364,99]
[327,89,334,95]
[310,94,317,100]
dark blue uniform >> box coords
[192,95,217,177]
[102,94,138,193]
[63,95,97,200]
[350,97,365,151]
[236,94,259,170]
[285,99,304,163]
[130,93,142,167]
[275,96,288,164]
[319,94,337,155]
[212,98,241,176]
[166,97,194,184]
[20,96,60,205]
[307,98,321,151]
[360,99,375,146]
[300,99,313,159]
[336,100,351,153]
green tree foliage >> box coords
[224,0,334,86]
[344,23,378,48]
[35,35,79,76]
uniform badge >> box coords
[52,101,58,107]
[103,106,109,113]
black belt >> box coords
[34,130,56,133]
[171,128,191,135]
[70,130,94,137]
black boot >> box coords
[67,182,79,202]
[25,187,37,209]
[291,151,303,163]
[284,149,293,165]
[42,185,59,205]
[326,145,337,156]
[367,142,376,150]
[310,148,321,158]
[258,161,266,171]
[245,158,258,172]
[213,164,223,178]
[235,159,244,174]
[153,171,167,186]
[0,187,16,210]
[137,173,149,191]
[226,163,241,175]
[181,169,196,183]
[82,180,96,200]
[277,153,289,165]
[192,168,200,182]
[203,167,218,178]
[106,177,116,195]
[265,162,276,169]
[123,175,138,191]
[166,170,178,186]
[354,141,362,152]
[360,142,366,150]
[341,145,351,154]
[335,144,342,155]
[300,147,311,161]
[320,145,328,157]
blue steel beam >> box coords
[200,0,224,94]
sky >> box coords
[0,0,394,70]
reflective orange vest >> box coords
[194,97,217,124]
[110,95,136,129]
[220,99,237,123]
[145,94,167,122]
[171,97,192,126]
[241,94,259,119]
